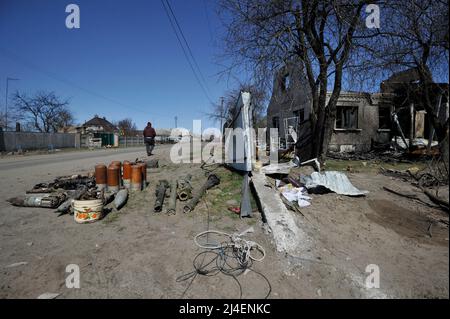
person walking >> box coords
[143,122,156,156]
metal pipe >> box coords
[154,180,169,212]
[183,174,220,213]
[177,174,192,201]
[166,180,177,215]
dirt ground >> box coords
[0,145,448,299]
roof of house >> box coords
[83,115,118,132]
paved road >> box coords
[0,147,149,171]
[0,145,171,202]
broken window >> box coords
[272,116,280,129]
[378,106,391,129]
[294,109,305,123]
[336,106,358,129]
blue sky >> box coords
[0,0,239,131]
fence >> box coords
[0,130,80,152]
[119,135,172,147]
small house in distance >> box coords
[81,115,119,148]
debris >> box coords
[279,185,311,207]
[420,188,449,212]
[103,191,116,205]
[154,180,169,212]
[261,161,297,175]
[393,137,439,150]
[177,174,193,201]
[183,174,220,213]
[224,91,254,172]
[7,193,67,208]
[5,261,28,268]
[166,180,177,215]
[261,158,321,175]
[299,158,321,173]
[114,189,128,210]
[146,159,159,168]
[228,207,240,215]
[240,173,252,218]
[56,185,88,215]
[27,242,33,246]
[49,175,95,190]
[37,293,60,299]
[251,172,307,254]
[301,171,368,196]
[286,176,301,188]
[392,112,409,149]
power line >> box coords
[164,0,209,89]
[0,47,173,119]
[160,0,213,104]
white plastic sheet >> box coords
[279,185,311,207]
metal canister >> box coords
[131,165,142,191]
[122,161,132,189]
[95,164,107,190]
[107,165,120,192]
[110,161,122,186]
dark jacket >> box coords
[143,126,156,138]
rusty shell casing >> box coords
[122,161,132,189]
[107,165,120,192]
[95,164,107,190]
[109,161,122,187]
[131,165,142,191]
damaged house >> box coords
[267,63,449,156]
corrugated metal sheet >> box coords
[301,171,368,196]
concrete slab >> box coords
[251,171,310,255]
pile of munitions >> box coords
[153,173,220,215]
[7,157,221,219]
[7,175,97,213]
[6,159,152,218]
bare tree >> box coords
[13,91,74,133]
[366,0,449,142]
[115,118,138,136]
[218,0,374,159]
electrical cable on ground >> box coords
[177,161,271,298]
[177,215,271,298]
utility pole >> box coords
[175,116,178,128]
[5,77,19,131]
